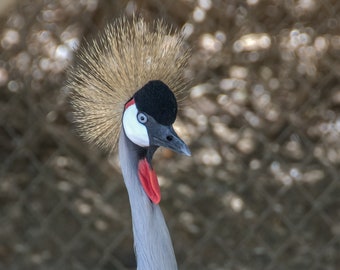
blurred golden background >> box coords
[0,0,339,269]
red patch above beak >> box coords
[125,98,135,109]
[138,158,161,204]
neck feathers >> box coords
[118,130,178,270]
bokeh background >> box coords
[1,0,340,269]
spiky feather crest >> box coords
[68,17,190,152]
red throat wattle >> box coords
[138,158,161,204]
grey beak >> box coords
[149,125,191,156]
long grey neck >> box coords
[118,130,178,270]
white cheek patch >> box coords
[122,104,150,147]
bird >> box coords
[68,17,191,270]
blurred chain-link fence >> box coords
[1,0,340,269]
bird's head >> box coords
[123,80,190,155]
[69,17,191,205]
[122,80,190,204]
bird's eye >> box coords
[137,112,148,124]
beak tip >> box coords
[182,146,191,157]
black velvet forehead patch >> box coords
[134,80,178,126]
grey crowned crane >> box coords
[68,17,191,270]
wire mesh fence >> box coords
[1,0,340,269]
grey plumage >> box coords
[119,130,177,269]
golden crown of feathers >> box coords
[68,17,191,152]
